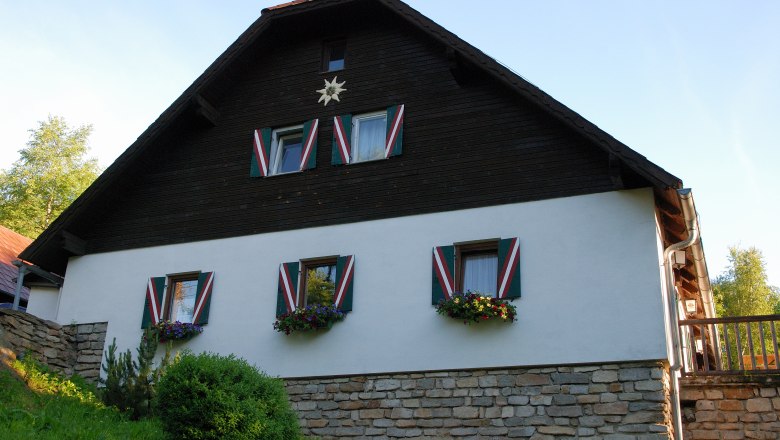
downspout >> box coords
[662,188,699,440]
[12,263,27,311]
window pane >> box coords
[326,41,345,71]
[171,279,198,323]
[305,264,336,306]
[462,253,498,295]
[278,135,302,173]
[355,116,386,161]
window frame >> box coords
[269,124,304,176]
[455,240,500,296]
[161,272,200,323]
[350,110,387,164]
[322,39,346,72]
[298,257,339,307]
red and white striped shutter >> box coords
[192,271,215,325]
[432,245,455,305]
[141,277,166,328]
[276,262,300,317]
[497,237,521,299]
[332,114,352,165]
[299,119,319,171]
[334,255,355,311]
[384,104,405,158]
[251,128,272,177]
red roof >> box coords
[0,226,31,298]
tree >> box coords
[713,246,780,317]
[0,115,100,238]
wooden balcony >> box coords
[679,315,780,376]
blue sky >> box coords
[1,1,778,286]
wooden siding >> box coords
[64,7,631,259]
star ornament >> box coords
[316,76,346,106]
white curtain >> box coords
[462,254,498,295]
[355,117,385,161]
[172,280,198,323]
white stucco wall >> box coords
[26,286,60,321]
[55,188,668,378]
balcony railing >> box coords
[679,315,780,376]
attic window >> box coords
[323,40,346,72]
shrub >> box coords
[155,352,301,440]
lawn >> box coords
[0,356,165,440]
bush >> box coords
[155,352,301,440]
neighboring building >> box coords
[0,226,31,311]
[19,0,714,438]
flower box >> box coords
[274,304,346,335]
[148,320,203,342]
[435,292,517,325]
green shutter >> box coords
[335,255,355,312]
[332,114,352,165]
[141,276,166,329]
[300,119,319,170]
[497,237,521,299]
[192,272,215,325]
[250,128,272,177]
[432,245,455,305]
[385,104,405,158]
[276,262,299,317]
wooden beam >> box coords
[192,94,220,126]
[609,154,624,189]
[446,48,475,86]
[61,231,86,256]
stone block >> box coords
[594,402,629,415]
[516,374,550,386]
[537,425,576,435]
[579,415,606,427]
[746,398,772,412]
[508,395,530,405]
[593,370,619,383]
[619,368,651,381]
[551,372,590,384]
[545,405,582,417]
[718,399,743,411]
[478,375,497,387]
[453,406,479,418]
[552,394,576,405]
[374,379,400,391]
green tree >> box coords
[713,246,780,317]
[711,246,780,369]
[0,115,100,238]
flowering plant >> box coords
[147,320,203,342]
[274,304,346,335]
[435,292,517,324]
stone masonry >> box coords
[681,375,780,440]
[285,361,673,439]
[0,308,107,382]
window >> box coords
[141,272,215,328]
[432,238,520,304]
[352,111,387,162]
[270,125,303,175]
[331,105,404,165]
[456,241,499,296]
[299,258,337,306]
[250,120,319,177]
[276,255,355,317]
[323,40,346,72]
[164,274,199,323]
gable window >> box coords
[323,40,346,72]
[276,255,355,317]
[432,238,520,305]
[332,105,405,165]
[352,111,387,162]
[250,120,319,177]
[142,271,215,328]
[271,125,304,175]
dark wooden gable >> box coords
[21,0,680,274]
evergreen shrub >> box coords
[155,352,301,440]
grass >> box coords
[0,356,165,440]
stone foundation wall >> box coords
[0,309,107,382]
[285,361,672,439]
[680,375,780,439]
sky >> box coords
[1,1,778,286]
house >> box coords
[0,226,32,311]
[19,0,714,437]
